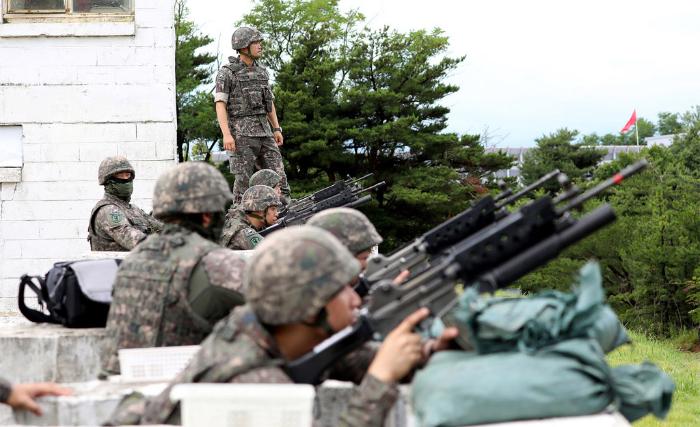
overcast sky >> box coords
[187,0,700,147]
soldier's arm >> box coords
[338,375,399,427]
[214,67,235,151]
[94,206,147,250]
[187,249,247,324]
[267,102,283,146]
[327,342,378,384]
[226,228,262,251]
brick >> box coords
[3,181,99,202]
[39,220,87,239]
[130,159,175,179]
[0,221,40,240]
[155,140,176,160]
[40,143,81,162]
[23,123,136,144]
[136,122,176,142]
[16,239,88,259]
[1,200,95,221]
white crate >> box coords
[118,345,201,382]
[170,383,316,427]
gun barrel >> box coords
[477,204,616,292]
[558,159,648,213]
[496,169,561,209]
[353,181,386,195]
[347,173,374,186]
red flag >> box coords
[620,110,637,134]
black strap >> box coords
[17,275,60,324]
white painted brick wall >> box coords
[0,0,177,313]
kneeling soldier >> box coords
[220,184,280,250]
[88,156,162,251]
[101,162,247,376]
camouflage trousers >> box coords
[228,136,291,203]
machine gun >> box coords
[356,169,567,296]
[284,160,647,385]
[281,174,375,218]
[260,180,386,237]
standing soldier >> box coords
[88,156,162,251]
[214,26,291,204]
[101,162,248,376]
[220,185,280,250]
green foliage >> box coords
[520,128,605,190]
[657,111,684,135]
[241,0,512,250]
[175,0,218,161]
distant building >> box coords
[0,0,177,311]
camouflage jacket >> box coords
[88,193,162,251]
[214,56,274,138]
[0,377,10,403]
[220,208,264,250]
[101,224,247,375]
[107,306,398,426]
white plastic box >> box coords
[118,345,201,382]
[170,383,316,427]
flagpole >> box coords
[635,108,639,146]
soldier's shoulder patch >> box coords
[243,228,256,236]
[110,210,124,224]
[248,234,263,247]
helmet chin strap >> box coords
[247,208,273,227]
[302,308,335,337]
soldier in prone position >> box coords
[214,26,291,204]
[106,226,456,426]
[220,184,280,250]
[101,162,248,376]
[88,156,163,251]
[248,168,284,203]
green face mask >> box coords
[105,180,134,202]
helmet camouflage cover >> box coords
[98,156,135,185]
[246,226,361,324]
[231,26,264,50]
[249,169,281,189]
[307,207,383,254]
[152,162,232,218]
[241,185,281,212]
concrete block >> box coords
[0,324,109,383]
[39,143,81,162]
[0,221,40,240]
[79,143,120,162]
[155,140,176,160]
[136,122,176,143]
[1,200,94,220]
[20,162,96,182]
[21,145,41,162]
[0,168,21,183]
[1,258,57,281]
[37,66,79,86]
[5,182,100,202]
[135,6,175,29]
[134,27,175,48]
[39,220,88,239]
[96,46,173,67]
[130,160,175,180]
[0,66,41,85]
[0,278,21,298]
[117,142,157,161]
[23,123,136,145]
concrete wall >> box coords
[0,0,177,312]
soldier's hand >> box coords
[392,270,410,286]
[7,383,72,416]
[223,135,236,152]
[367,307,428,384]
[273,131,284,146]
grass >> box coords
[606,330,700,427]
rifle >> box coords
[260,181,386,237]
[284,160,647,385]
[281,174,374,217]
[356,169,567,296]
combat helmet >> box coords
[152,162,232,219]
[307,207,383,254]
[246,226,361,324]
[231,26,264,50]
[249,169,281,189]
[241,185,281,212]
[98,156,135,185]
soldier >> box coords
[106,226,456,426]
[0,377,71,416]
[307,207,382,270]
[88,156,163,251]
[214,26,291,204]
[248,168,282,201]
[101,162,248,376]
[220,185,280,250]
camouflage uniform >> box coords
[220,185,280,250]
[307,207,383,254]
[102,163,247,375]
[0,377,11,403]
[88,156,162,251]
[214,27,291,203]
[107,227,397,427]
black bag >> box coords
[18,259,121,328]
